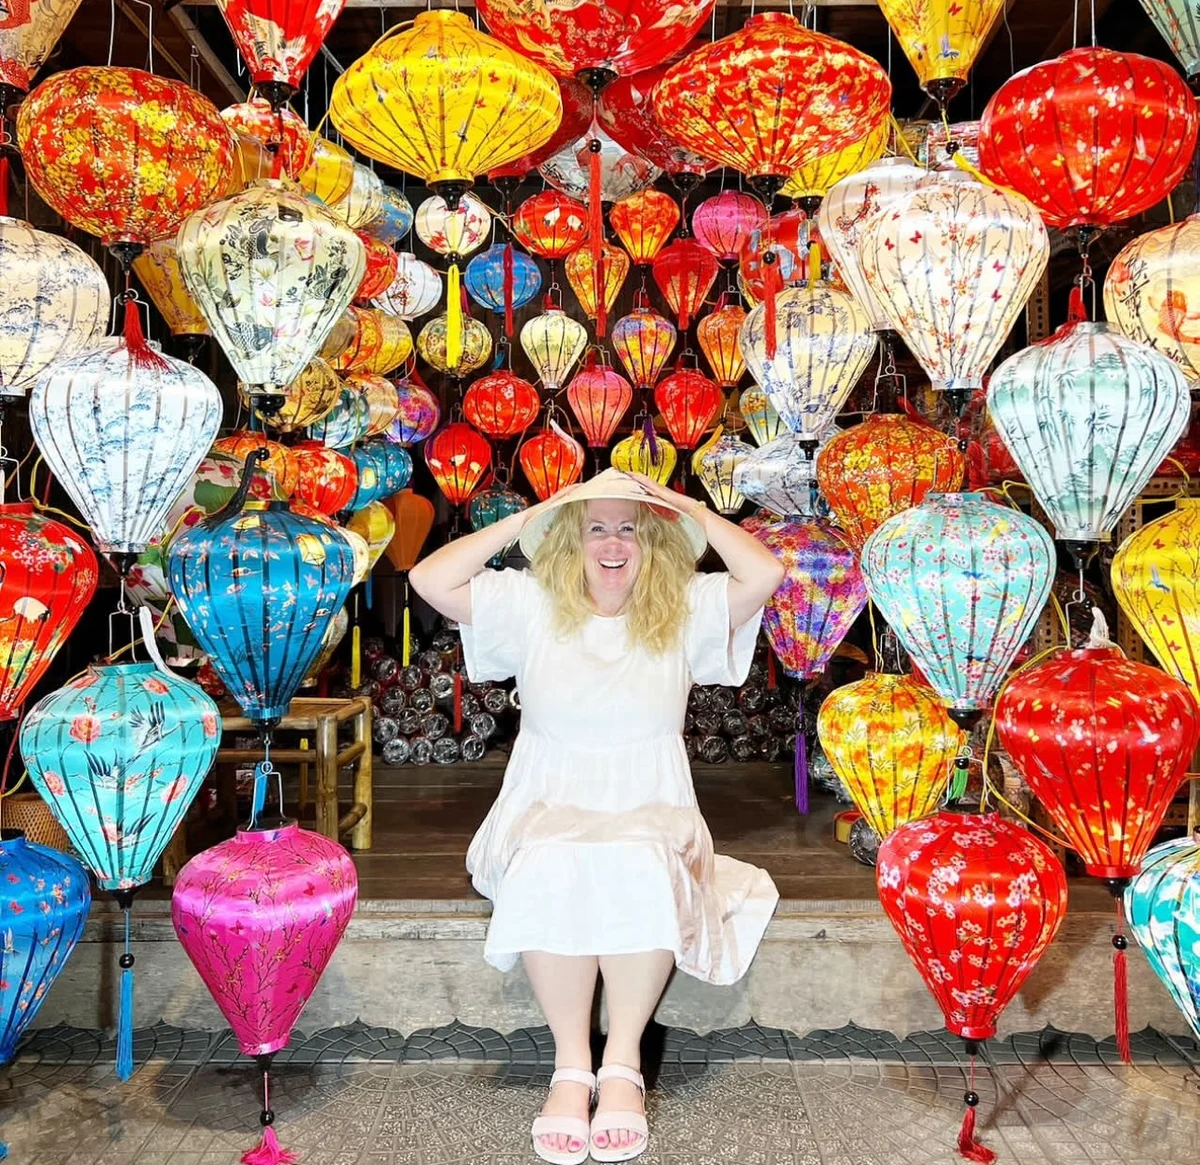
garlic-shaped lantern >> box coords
[693,429,755,513]
[521,307,587,392]
[734,428,836,518]
[176,178,366,413]
[376,252,442,320]
[611,429,678,484]
[416,313,493,377]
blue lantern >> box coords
[469,484,528,568]
[19,662,220,1080]
[344,439,413,512]
[465,243,542,319]
[861,492,1055,728]
[365,186,415,246]
[307,385,371,448]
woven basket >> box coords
[1,792,71,851]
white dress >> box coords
[459,567,780,985]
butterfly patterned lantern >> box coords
[464,370,541,440]
[567,362,634,448]
[862,492,1056,729]
[819,673,960,838]
[330,10,561,208]
[816,413,965,552]
[521,307,588,392]
[655,368,722,450]
[612,307,676,390]
[512,191,589,261]
[0,0,84,104]
[652,239,720,331]
[20,662,221,1079]
[739,388,787,447]
[692,191,767,264]
[859,173,1050,416]
[697,301,747,387]
[988,322,1191,549]
[417,313,493,378]
[172,821,357,1163]
[877,811,1067,1160]
[734,429,836,518]
[693,429,754,513]
[425,422,492,508]
[219,100,313,179]
[465,243,542,330]
[611,429,678,484]
[610,189,681,266]
[389,376,442,446]
[345,441,413,513]
[565,242,630,334]
[781,117,889,210]
[521,424,585,500]
[377,253,443,321]
[1135,0,1200,87]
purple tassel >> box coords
[794,689,809,815]
[643,414,660,463]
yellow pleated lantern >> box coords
[565,243,630,329]
[818,672,961,838]
[611,429,678,485]
[330,306,413,376]
[521,307,587,393]
[238,357,342,432]
[347,499,395,571]
[132,238,209,338]
[328,162,386,231]
[781,117,889,210]
[697,302,747,387]
[692,427,755,514]
[417,313,493,377]
[329,9,562,209]
[298,135,355,207]
[1112,500,1200,703]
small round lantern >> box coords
[425,422,492,507]
[417,313,493,378]
[464,370,541,439]
[389,376,442,446]
[611,428,678,484]
[290,442,359,515]
[512,190,589,260]
[692,191,767,264]
[376,253,443,321]
[610,189,681,266]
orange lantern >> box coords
[212,431,300,497]
[697,299,747,387]
[520,424,585,500]
[290,441,359,515]
[330,306,413,376]
[612,306,677,390]
[512,191,589,260]
[567,360,634,447]
[354,233,399,303]
[219,99,313,178]
[655,368,722,449]
[425,422,492,506]
[384,488,436,665]
[610,189,680,266]
[565,242,630,333]
[652,239,720,331]
[464,370,541,439]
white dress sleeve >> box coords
[458,568,536,682]
[684,571,763,686]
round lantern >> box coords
[307,382,371,449]
[390,376,442,446]
[415,192,493,259]
[611,428,678,484]
[0,504,98,721]
[692,191,767,263]
[17,67,234,256]
[465,243,543,323]
[376,253,443,321]
[364,185,415,246]
[244,357,341,433]
[464,370,541,439]
[859,173,1050,412]
[219,100,313,178]
[697,301,747,387]
[345,440,413,513]
[520,424,585,500]
[610,189,681,266]
[0,217,109,398]
[0,0,84,99]
[332,307,413,377]
[470,485,529,556]
[739,387,787,447]
[816,157,927,334]
[521,307,588,392]
[425,422,492,507]
[417,313,493,378]
[297,134,355,207]
[988,321,1191,546]
[612,307,676,389]
[29,338,223,564]
[1135,0,1200,87]
[652,239,720,331]
[979,48,1199,231]
[781,117,888,208]
[653,15,891,198]
[693,430,754,513]
[740,286,877,445]
[818,673,960,839]
[172,822,358,1163]
[654,368,722,450]
[177,178,365,410]
[346,499,395,571]
[290,441,358,515]
[327,161,386,231]
[565,243,630,330]
[816,413,965,552]
[330,10,562,206]
[1104,215,1200,386]
[538,123,661,204]
[354,232,399,303]
[862,492,1056,725]
[567,363,634,447]
[513,191,589,261]
[734,429,836,518]
[319,312,356,364]
[212,431,299,497]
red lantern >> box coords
[652,239,720,331]
[654,368,721,449]
[692,191,767,263]
[696,300,747,387]
[612,306,677,390]
[739,209,810,303]
[979,48,1199,231]
[512,191,588,260]
[567,362,634,446]
[290,441,358,515]
[609,189,680,266]
[463,370,541,439]
[425,422,492,506]
[520,424,585,499]
[220,100,314,178]
[488,79,594,183]
[0,503,99,722]
[354,232,399,303]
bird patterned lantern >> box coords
[692,191,767,264]
[652,239,720,332]
[290,441,358,516]
[610,189,681,266]
[697,301,747,387]
[520,424,585,500]
[612,307,676,390]
[521,307,588,392]
[567,362,634,448]
[693,429,754,513]
[464,370,541,440]
[297,134,355,208]
[512,192,589,265]
[425,422,492,507]
[415,192,493,260]
[610,429,678,484]
[377,253,443,322]
[654,368,722,450]
[0,0,84,99]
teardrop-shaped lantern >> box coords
[697,302,747,387]
[512,191,589,260]
[567,364,634,447]
[738,387,787,447]
[384,489,436,572]
[0,0,84,97]
[734,430,834,518]
[612,307,676,390]
[610,429,678,484]
[565,243,630,325]
[390,375,442,446]
[354,232,399,303]
[464,370,541,439]
[1134,0,1200,87]
[377,253,443,321]
[425,422,492,506]
[219,100,314,178]
[417,313,493,378]
[465,243,542,316]
[692,191,767,263]
[521,307,588,392]
[693,430,754,513]
[654,368,722,450]
[988,321,1191,545]
[290,441,358,515]
[652,239,720,331]
[520,425,585,500]
[781,117,888,207]
[862,492,1055,723]
[610,190,680,266]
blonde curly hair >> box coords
[530,500,695,655]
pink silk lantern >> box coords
[172,822,358,1164]
[692,191,767,263]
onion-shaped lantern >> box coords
[654,368,722,450]
[212,431,299,497]
[243,357,341,433]
[0,0,84,98]
[466,243,542,321]
[693,429,754,513]
[345,440,413,513]
[354,232,399,303]
[738,387,787,447]
[417,313,493,378]
[425,422,492,506]
[512,191,589,260]
[734,429,835,518]
[611,428,678,484]
[612,307,676,390]
[520,424,585,500]
[377,253,443,321]
[697,301,747,387]
[781,117,888,209]
[539,123,661,204]
[464,370,541,439]
[521,307,588,392]
[567,362,633,447]
[390,375,442,446]
[297,134,355,208]
[219,100,313,179]
[1134,0,1200,87]
[652,239,720,331]
[692,191,767,263]
[565,243,630,330]
[290,441,358,515]
[610,190,680,266]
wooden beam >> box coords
[167,6,246,103]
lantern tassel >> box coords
[447,262,464,370]
[957,1057,995,1163]
[454,671,463,734]
[402,602,411,669]
[762,256,783,361]
[1,1139,8,1158]
[642,414,659,464]
[116,903,135,1082]
[808,240,822,289]
[0,153,8,218]
[351,624,362,690]
[794,687,809,815]
[588,137,603,299]
[243,1063,298,1165]
[1067,284,1088,323]
[1114,901,1132,1064]
[122,294,170,371]
[503,242,515,338]
[251,759,269,824]
[596,248,608,339]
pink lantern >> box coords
[173,822,358,1163]
[692,191,767,263]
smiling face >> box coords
[581,498,643,613]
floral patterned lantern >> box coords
[816,413,965,552]
[390,376,442,446]
[781,117,888,209]
[354,232,399,303]
[297,134,355,207]
[739,387,787,447]
[610,190,681,266]
[346,499,395,574]
[377,253,443,322]
[330,11,561,207]
[29,338,223,565]
[417,313,493,378]
[310,376,373,446]
[327,162,385,231]
[818,672,960,838]
[415,192,493,259]
[364,186,415,246]
[177,178,365,412]
[697,301,747,387]
[172,822,357,1164]
[520,424,585,500]
[17,68,234,258]
[652,239,720,331]
[989,322,1191,546]
[521,307,588,392]
[0,0,84,100]
[692,429,754,513]
[0,217,109,398]
[466,243,543,336]
[611,429,678,484]
[0,504,98,721]
[1135,0,1200,86]
[692,191,767,263]
[243,357,341,433]
[290,441,358,515]
[212,431,299,497]
[859,173,1050,414]
[612,307,676,389]
[734,429,835,518]
[654,368,722,450]
[425,422,492,507]
[862,492,1055,727]
[654,15,892,199]
[512,191,589,261]
[567,362,634,447]
[464,370,541,439]
[565,242,630,331]
[131,238,208,353]
[979,48,1199,231]
[345,440,413,513]
[539,123,661,204]
[361,373,407,438]
[219,100,313,178]
[332,307,413,377]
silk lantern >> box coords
[29,337,223,567]
[862,492,1056,727]
[612,307,676,389]
[692,191,767,263]
[465,244,543,326]
[816,413,965,552]
[512,191,589,261]
[356,373,404,438]
[859,173,1050,414]
[132,238,209,356]
[1135,0,1200,86]
[0,0,83,99]
[611,429,678,484]
[377,253,443,321]
[219,100,313,179]
[307,382,371,449]
[425,423,492,507]
[212,431,299,497]
[417,313,493,378]
[692,429,754,513]
[652,239,720,331]
[345,441,413,513]
[734,429,836,518]
[697,301,747,387]
[290,441,358,515]
[415,192,492,259]
[739,387,787,447]
[247,358,341,433]
[1104,216,1200,387]
[781,117,889,209]
[877,812,1067,1160]
[818,672,960,838]
[520,424,585,500]
[331,307,413,378]
[354,232,399,303]
[298,134,354,208]
[390,377,442,446]
[654,15,891,199]
[567,363,634,447]
[737,208,812,302]
[346,500,395,573]
[521,307,587,392]
[538,123,661,204]
[464,370,541,439]
[385,490,435,665]
[0,504,98,721]
[610,190,680,265]
[328,162,385,231]
[319,312,356,364]
[655,368,722,450]
[172,821,357,1164]
[330,11,561,207]
[470,484,528,568]
[988,321,1191,547]
[565,243,630,331]
[365,185,415,247]
[177,178,365,412]
[20,662,221,1079]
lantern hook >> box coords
[202,447,270,529]
[108,579,138,663]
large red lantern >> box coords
[652,239,720,331]
[354,232,399,303]
[425,422,492,506]
[654,368,721,449]
[512,191,589,260]
[692,191,767,263]
[463,370,541,439]
[610,189,680,266]
[980,48,1199,232]
[290,441,358,515]
[567,362,634,446]
[520,424,585,499]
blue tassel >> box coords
[251,760,269,824]
[1,1139,9,1158]
[116,907,134,1081]
[365,574,374,610]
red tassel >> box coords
[957,1105,996,1163]
[587,133,604,335]
[1115,905,1132,1064]
[123,295,170,370]
[596,247,608,338]
[0,154,8,219]
[453,671,463,734]
[762,258,783,360]
[766,649,777,691]
[1067,284,1087,323]
[503,242,515,338]
[241,1127,298,1165]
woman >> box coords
[410,469,784,1163]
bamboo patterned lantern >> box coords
[464,370,541,439]
[521,306,588,392]
[0,0,84,98]
[612,307,676,389]
[652,239,720,331]
[219,99,313,178]
[610,190,680,266]
[377,254,443,322]
[520,424,585,500]
[692,191,767,263]
[567,361,634,447]
[654,368,722,450]
[1135,0,1200,86]
[512,191,589,260]
[425,422,492,506]
[611,428,678,484]
[697,301,747,387]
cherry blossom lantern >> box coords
[567,361,634,447]
[654,368,722,450]
[692,191,767,264]
[1135,0,1200,87]
[425,422,492,507]
[464,371,541,439]
[610,189,681,266]
[376,253,443,322]
[652,239,720,331]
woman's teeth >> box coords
[600,559,627,569]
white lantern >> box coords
[376,253,442,320]
[521,307,587,392]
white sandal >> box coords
[589,1064,649,1162]
[530,1066,596,1165]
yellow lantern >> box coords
[565,243,630,331]
[521,307,587,393]
[1112,500,1200,702]
[132,238,209,340]
[739,388,787,447]
[611,428,678,485]
[329,10,562,208]
[346,499,395,571]
[330,306,413,376]
[416,313,493,377]
[327,162,386,231]
[226,131,273,191]
[781,117,889,209]
[298,135,355,207]
[697,302,747,387]
[692,428,755,514]
[818,672,961,838]
[238,357,342,432]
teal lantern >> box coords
[307,384,371,448]
[365,186,415,246]
[344,439,413,512]
[469,483,528,567]
[1135,0,1200,86]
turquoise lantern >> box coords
[1135,0,1200,86]
[307,384,371,448]
[469,483,528,567]
[861,492,1055,729]
[344,439,413,512]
